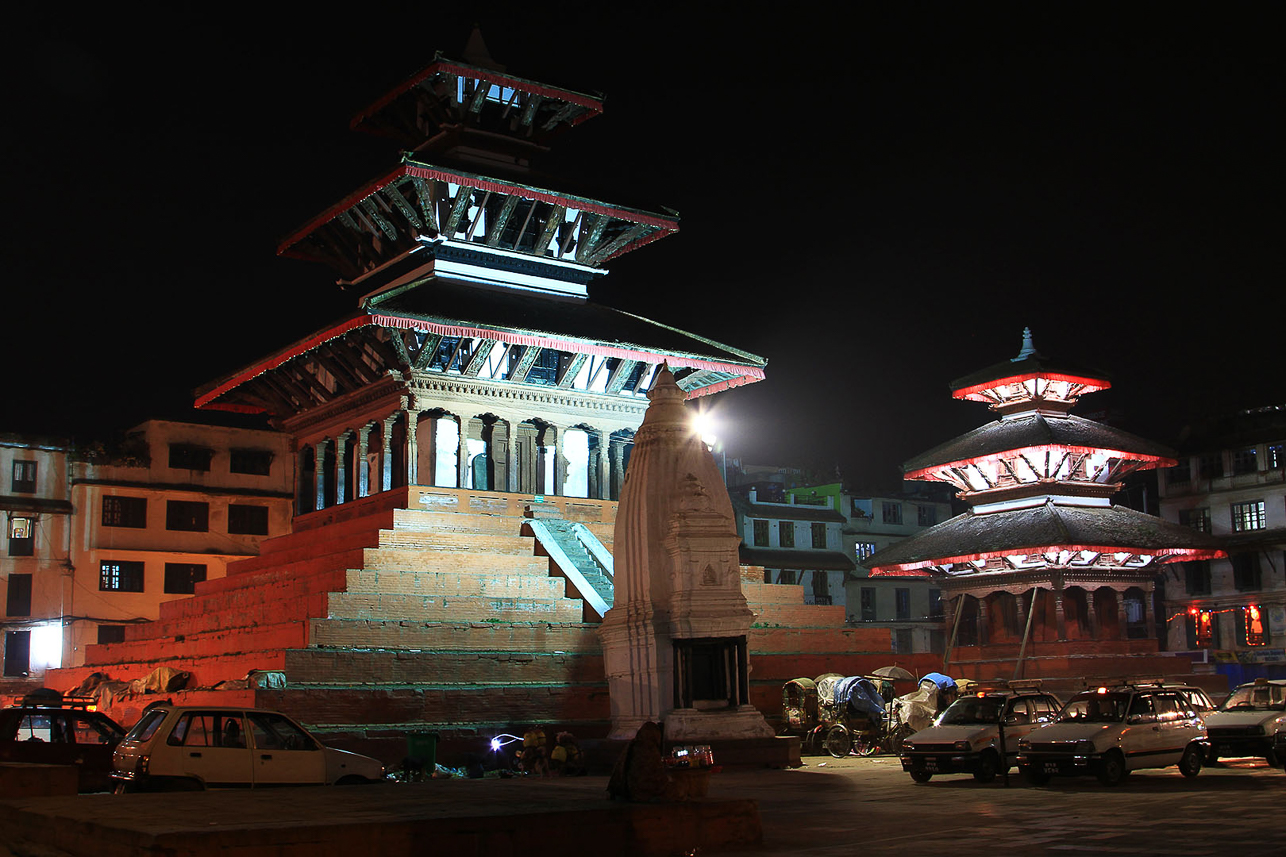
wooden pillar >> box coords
[334,430,352,505]
[1054,588,1067,641]
[297,446,312,513]
[1115,589,1129,639]
[595,429,610,499]
[612,437,626,500]
[457,415,470,488]
[977,596,990,646]
[313,439,329,511]
[356,423,372,498]
[405,411,418,486]
[381,415,396,492]
[1144,586,1157,640]
[1086,589,1099,640]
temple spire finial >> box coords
[1011,326,1038,362]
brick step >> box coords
[343,569,567,599]
[158,568,348,622]
[307,619,603,652]
[226,541,375,576]
[283,649,605,686]
[257,683,611,731]
[392,508,526,535]
[750,603,848,627]
[749,626,894,652]
[323,594,584,623]
[360,548,551,575]
[47,651,291,703]
[374,530,537,554]
[743,582,807,605]
[259,510,397,554]
[80,621,309,668]
[152,592,328,638]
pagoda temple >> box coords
[866,330,1225,681]
[197,31,767,506]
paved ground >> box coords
[1,754,1281,856]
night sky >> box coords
[4,7,1281,490]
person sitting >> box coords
[222,719,245,748]
[518,724,549,776]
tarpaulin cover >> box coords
[833,676,886,717]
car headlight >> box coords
[953,741,972,752]
[1018,739,1030,750]
[1075,741,1096,754]
[1251,725,1267,736]
[901,742,915,752]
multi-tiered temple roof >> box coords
[869,330,1222,578]
[197,34,764,419]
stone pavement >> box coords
[1,754,1281,857]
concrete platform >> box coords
[0,777,760,857]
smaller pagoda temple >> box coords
[867,330,1225,681]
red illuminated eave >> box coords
[352,59,604,133]
[871,544,1226,576]
[194,315,766,412]
[278,162,679,264]
[952,371,1111,403]
[904,444,1177,482]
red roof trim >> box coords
[278,164,679,257]
[952,371,1111,401]
[870,545,1226,575]
[352,60,604,130]
[195,316,765,410]
[904,444,1176,481]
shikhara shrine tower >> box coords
[197,32,766,504]
[867,330,1224,680]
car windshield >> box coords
[1219,684,1286,711]
[123,708,169,742]
[1057,693,1129,723]
[939,696,1004,725]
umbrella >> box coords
[870,666,915,681]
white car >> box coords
[111,705,385,791]
[900,684,1062,783]
[1017,684,1207,786]
[1204,678,1286,767]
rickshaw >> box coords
[778,677,824,753]
[817,673,890,757]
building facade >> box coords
[1158,407,1286,676]
[1,419,293,684]
[843,487,955,654]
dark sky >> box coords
[4,6,1282,490]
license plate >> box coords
[925,759,939,772]
[1043,762,1059,774]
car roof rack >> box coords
[1006,679,1044,691]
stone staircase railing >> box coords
[524,515,614,620]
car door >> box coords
[167,712,253,787]
[1154,692,1197,764]
[67,712,123,792]
[247,712,325,786]
[1122,692,1167,769]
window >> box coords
[928,589,943,620]
[3,630,30,676]
[882,502,903,524]
[811,522,826,549]
[163,563,207,594]
[97,625,126,645]
[1232,447,1258,475]
[752,519,768,547]
[11,460,36,493]
[100,560,144,592]
[1233,553,1262,591]
[228,504,269,536]
[1241,605,1269,647]
[1178,508,1210,533]
[167,712,246,748]
[894,628,913,654]
[1188,609,1215,648]
[860,587,876,622]
[1231,500,1267,532]
[1198,453,1222,480]
[917,505,936,526]
[168,444,213,471]
[1168,458,1191,484]
[230,449,273,476]
[1185,561,1211,596]
[1268,444,1285,470]
[6,573,32,616]
[895,587,911,620]
[778,521,794,548]
[7,516,35,557]
[102,496,147,528]
[166,501,209,532]
[855,542,876,562]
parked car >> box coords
[1203,678,1286,767]
[1017,682,1207,786]
[111,705,385,792]
[0,695,127,792]
[899,681,1062,783]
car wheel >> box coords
[1179,744,1203,778]
[1021,766,1050,786]
[1096,750,1126,786]
[910,770,932,783]
[112,782,134,795]
[973,750,999,784]
[1265,749,1280,768]
[825,725,852,758]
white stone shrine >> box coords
[599,367,774,742]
